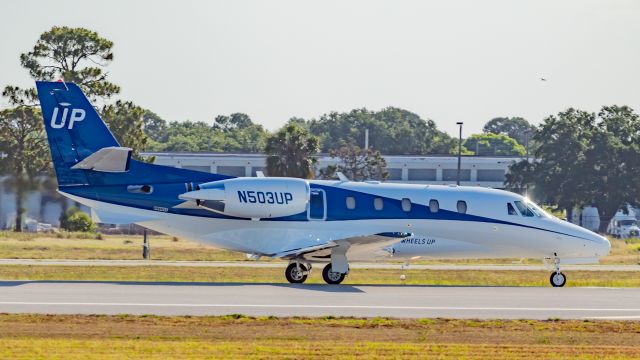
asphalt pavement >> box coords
[0,280,638,319]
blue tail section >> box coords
[36,81,230,187]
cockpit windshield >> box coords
[513,200,551,218]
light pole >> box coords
[524,129,530,162]
[456,122,463,186]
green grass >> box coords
[0,315,639,359]
[1,265,639,287]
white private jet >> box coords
[37,81,611,287]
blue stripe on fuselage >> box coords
[62,182,593,242]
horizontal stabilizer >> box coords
[71,147,132,172]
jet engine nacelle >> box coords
[179,177,310,219]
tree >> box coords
[319,143,388,181]
[265,124,320,178]
[483,117,536,146]
[213,113,253,131]
[101,101,150,158]
[143,110,168,142]
[0,106,50,231]
[581,106,640,230]
[307,107,455,155]
[14,26,119,100]
[506,106,640,231]
[213,113,268,153]
[463,133,526,156]
[147,114,269,153]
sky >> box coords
[1,0,639,136]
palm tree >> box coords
[265,124,320,179]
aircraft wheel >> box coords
[285,263,308,284]
[550,272,566,287]
[322,264,346,285]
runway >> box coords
[0,280,638,319]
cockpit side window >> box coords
[507,203,518,215]
[514,201,535,217]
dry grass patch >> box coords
[0,315,639,359]
[0,232,243,261]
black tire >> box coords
[285,263,308,284]
[322,263,346,285]
[550,272,566,287]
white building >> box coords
[147,152,525,189]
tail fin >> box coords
[37,81,228,187]
[37,81,120,186]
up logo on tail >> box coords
[50,102,85,129]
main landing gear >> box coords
[322,263,346,285]
[548,255,566,287]
[284,261,348,284]
[285,262,310,284]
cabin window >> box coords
[429,199,439,213]
[457,200,467,214]
[507,203,518,215]
[514,201,535,217]
[401,198,412,212]
[374,197,384,211]
[346,196,356,210]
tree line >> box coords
[1,26,638,232]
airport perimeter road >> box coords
[0,281,638,319]
[0,259,639,271]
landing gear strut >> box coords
[285,262,310,284]
[322,263,346,285]
[549,256,566,287]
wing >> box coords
[270,232,411,266]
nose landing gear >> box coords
[548,256,566,287]
[550,271,566,287]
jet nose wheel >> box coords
[322,264,346,285]
[550,272,566,287]
[285,263,308,284]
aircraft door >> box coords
[308,189,326,220]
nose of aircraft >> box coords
[587,231,611,257]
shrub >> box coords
[60,207,96,232]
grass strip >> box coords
[0,265,639,287]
